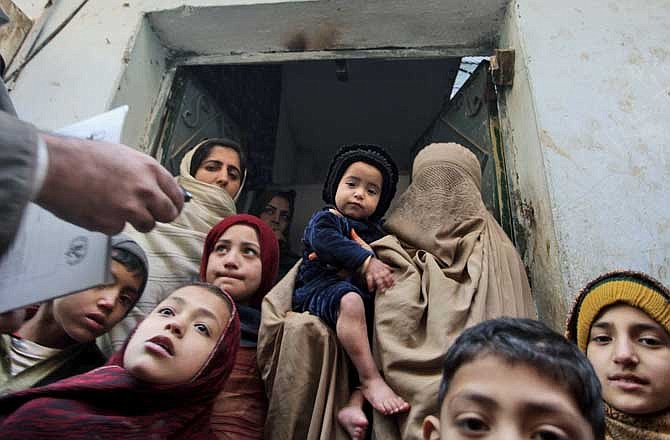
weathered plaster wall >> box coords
[500,0,670,328]
[497,4,564,326]
[7,0,506,147]
[10,0,46,19]
[7,0,298,133]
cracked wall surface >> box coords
[499,0,670,329]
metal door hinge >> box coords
[490,49,515,87]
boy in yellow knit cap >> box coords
[566,270,670,439]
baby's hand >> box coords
[364,257,395,294]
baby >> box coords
[0,283,240,439]
[292,144,409,438]
[423,318,604,440]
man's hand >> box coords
[364,257,395,294]
[36,133,184,234]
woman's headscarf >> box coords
[200,214,279,309]
[0,290,241,440]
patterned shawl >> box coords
[0,292,241,439]
[605,403,670,440]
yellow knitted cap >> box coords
[566,270,670,352]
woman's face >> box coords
[259,195,291,241]
[205,224,262,305]
[193,146,242,198]
[586,303,670,415]
[123,285,230,384]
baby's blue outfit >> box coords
[292,208,385,328]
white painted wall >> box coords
[7,0,505,138]
[10,0,46,19]
[500,0,670,325]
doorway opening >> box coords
[154,56,511,252]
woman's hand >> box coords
[364,257,395,294]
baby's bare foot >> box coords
[360,377,410,415]
[337,405,368,439]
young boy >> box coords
[566,270,670,439]
[423,318,605,440]
[292,144,409,434]
[0,234,148,394]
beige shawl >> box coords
[372,143,536,440]
[257,262,350,440]
[98,145,238,355]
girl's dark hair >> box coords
[248,189,296,237]
[439,318,605,440]
[189,138,246,178]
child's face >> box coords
[334,161,383,220]
[123,285,230,384]
[587,303,670,415]
[205,224,263,305]
[52,260,142,343]
[422,355,594,440]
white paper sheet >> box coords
[0,106,129,313]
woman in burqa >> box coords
[371,142,536,439]
[257,142,536,440]
[100,138,246,356]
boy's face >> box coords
[423,355,594,440]
[334,161,383,220]
[587,303,670,415]
[52,260,142,343]
[123,285,230,384]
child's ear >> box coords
[422,415,441,440]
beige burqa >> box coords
[371,142,536,440]
[98,142,240,355]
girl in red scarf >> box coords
[200,214,279,439]
[0,283,240,439]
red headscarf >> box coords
[200,214,279,309]
[0,289,241,439]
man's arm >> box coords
[0,111,40,256]
[0,111,185,257]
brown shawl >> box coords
[257,262,350,440]
[372,143,536,440]
[605,404,670,440]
